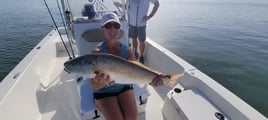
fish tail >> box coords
[164,73,184,88]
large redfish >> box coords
[64,53,183,87]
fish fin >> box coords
[129,60,144,66]
[128,60,163,75]
[166,73,184,88]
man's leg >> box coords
[139,41,145,63]
[139,41,145,57]
[129,25,139,59]
[137,26,146,64]
[132,37,139,59]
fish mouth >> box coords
[63,61,72,73]
[64,67,71,73]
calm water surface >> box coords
[148,0,268,117]
[0,0,267,117]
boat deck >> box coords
[1,30,266,120]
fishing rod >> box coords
[43,0,73,60]
[56,0,75,59]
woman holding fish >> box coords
[64,12,182,120]
[91,12,163,120]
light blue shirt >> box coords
[128,0,158,27]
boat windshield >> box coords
[63,0,127,21]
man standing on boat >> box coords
[128,0,160,63]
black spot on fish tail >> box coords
[159,75,171,85]
[161,75,171,79]
[167,73,184,87]
[166,75,171,79]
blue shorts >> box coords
[93,84,133,99]
[128,25,146,41]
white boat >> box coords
[0,0,267,120]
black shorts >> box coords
[128,25,146,41]
[93,84,133,100]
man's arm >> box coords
[149,1,160,19]
[143,1,160,21]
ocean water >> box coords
[0,0,267,117]
[0,0,58,81]
[147,0,268,117]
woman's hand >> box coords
[149,75,164,87]
[90,72,115,90]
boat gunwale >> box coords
[0,30,58,103]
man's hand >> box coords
[142,15,151,22]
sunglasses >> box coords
[103,23,121,29]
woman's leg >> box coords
[95,96,124,120]
[118,90,138,120]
